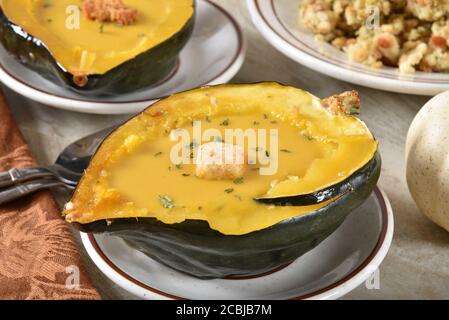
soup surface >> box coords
[64,84,377,235]
[109,113,334,234]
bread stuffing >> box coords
[299,0,449,73]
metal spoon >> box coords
[0,126,116,205]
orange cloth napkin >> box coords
[0,91,101,300]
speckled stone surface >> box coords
[3,0,449,299]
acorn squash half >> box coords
[0,0,195,95]
[64,83,380,279]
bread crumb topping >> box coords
[82,0,137,25]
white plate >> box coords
[0,0,246,114]
[81,187,394,300]
[247,0,449,96]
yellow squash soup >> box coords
[64,84,377,235]
[0,0,194,75]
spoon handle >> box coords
[0,167,54,188]
[0,179,68,206]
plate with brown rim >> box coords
[247,0,449,96]
[80,187,393,300]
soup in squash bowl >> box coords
[0,0,195,94]
[64,83,381,279]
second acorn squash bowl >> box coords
[64,83,381,279]
[0,0,195,95]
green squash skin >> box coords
[75,153,381,279]
[0,6,195,96]
[256,172,363,206]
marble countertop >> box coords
[4,0,449,299]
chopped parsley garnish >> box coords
[154,152,162,157]
[99,23,105,33]
[186,141,199,149]
[159,195,174,209]
[280,149,292,153]
[224,188,234,194]
[43,0,52,8]
[175,164,182,170]
[350,108,360,115]
[303,134,314,141]
[186,140,199,158]
[220,119,230,126]
[182,173,190,177]
[233,177,244,184]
